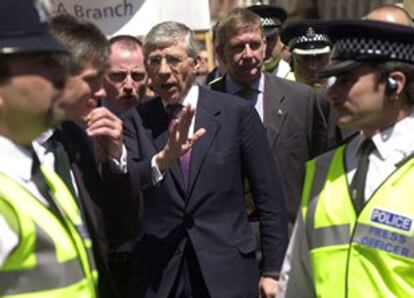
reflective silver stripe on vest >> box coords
[75,223,97,271]
[303,151,336,223]
[353,223,414,259]
[0,224,85,295]
[305,179,350,249]
[309,224,351,249]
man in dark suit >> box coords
[34,15,141,298]
[210,8,329,228]
[124,21,288,297]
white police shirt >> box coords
[0,136,47,267]
[346,111,414,201]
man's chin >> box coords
[337,116,357,129]
[159,91,180,104]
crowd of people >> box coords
[1,0,414,297]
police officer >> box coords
[280,19,332,91]
[280,19,353,150]
[0,1,98,296]
[278,19,414,298]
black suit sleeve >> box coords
[122,109,156,191]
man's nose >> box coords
[158,58,172,74]
[123,74,135,89]
[243,44,254,58]
[94,85,107,100]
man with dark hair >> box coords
[123,21,288,297]
[211,8,329,232]
[0,1,100,297]
[103,35,148,113]
[278,19,414,298]
[33,14,141,298]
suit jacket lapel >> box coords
[263,73,287,146]
[187,89,220,197]
[209,75,226,93]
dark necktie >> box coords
[31,152,51,201]
[48,131,77,199]
[166,104,191,189]
[166,103,184,133]
[350,138,375,214]
[236,87,257,100]
[31,151,64,217]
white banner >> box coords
[49,0,211,37]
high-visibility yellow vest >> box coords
[0,165,98,297]
[303,145,414,298]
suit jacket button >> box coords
[183,214,194,229]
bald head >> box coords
[365,4,414,27]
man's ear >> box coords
[0,92,4,110]
[194,55,201,71]
[387,71,406,98]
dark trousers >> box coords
[169,243,210,298]
[108,250,134,297]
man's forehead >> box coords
[228,26,262,38]
[147,42,187,56]
[111,42,143,54]
[110,46,144,61]
[81,59,107,76]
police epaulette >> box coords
[395,152,414,168]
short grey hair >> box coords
[143,21,198,59]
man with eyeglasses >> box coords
[122,21,288,297]
[103,35,148,114]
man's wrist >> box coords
[261,272,279,281]
[155,149,174,172]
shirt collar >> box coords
[35,129,54,146]
[372,111,414,160]
[225,72,264,94]
[0,136,33,182]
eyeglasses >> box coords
[107,71,146,83]
[147,54,189,69]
